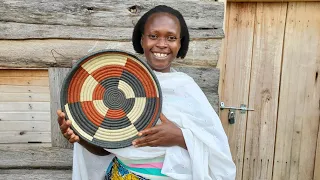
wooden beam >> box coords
[0,93,50,102]
[0,70,48,77]
[219,3,256,180]
[0,0,224,40]
[49,68,73,149]
[0,121,50,132]
[0,170,72,180]
[0,102,50,112]
[0,39,221,69]
[315,127,320,180]
[0,77,49,86]
[0,146,72,168]
[273,2,320,180]
[0,85,49,93]
[0,112,50,121]
[242,3,287,180]
[0,132,51,143]
[0,22,224,40]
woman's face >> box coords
[141,13,181,73]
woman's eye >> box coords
[148,34,158,39]
[167,36,177,41]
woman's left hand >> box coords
[132,113,187,149]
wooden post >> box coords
[49,68,73,149]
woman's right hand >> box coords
[57,110,80,143]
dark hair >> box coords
[132,5,189,59]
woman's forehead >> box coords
[144,12,181,32]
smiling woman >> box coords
[57,5,236,180]
[137,13,182,73]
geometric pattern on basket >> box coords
[61,51,161,149]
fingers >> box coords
[138,127,159,136]
[134,140,160,147]
[133,135,159,147]
[60,120,72,133]
[57,109,78,143]
[63,128,80,143]
[63,128,73,138]
[57,110,65,126]
[69,134,80,143]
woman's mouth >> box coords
[152,52,169,60]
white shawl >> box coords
[72,70,236,180]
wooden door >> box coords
[219,2,320,180]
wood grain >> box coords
[0,102,50,112]
[0,121,50,132]
[273,2,320,180]
[0,39,221,68]
[315,129,320,180]
[0,22,223,40]
[49,68,73,149]
[219,3,256,180]
[0,112,50,121]
[242,3,287,180]
[0,77,48,86]
[0,169,72,180]
[0,146,72,168]
[0,85,49,93]
[0,0,224,40]
[0,70,48,77]
[0,132,51,143]
[0,93,50,102]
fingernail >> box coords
[132,142,136,145]
[138,133,142,136]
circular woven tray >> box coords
[60,50,162,149]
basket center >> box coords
[103,87,126,109]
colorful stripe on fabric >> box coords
[116,156,171,179]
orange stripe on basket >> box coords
[105,109,126,120]
[124,59,156,98]
[68,67,90,103]
[93,83,106,100]
[91,65,124,82]
[146,98,160,129]
[81,101,105,126]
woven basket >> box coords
[60,50,162,149]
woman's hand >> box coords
[132,113,187,149]
[57,110,110,156]
[57,110,80,143]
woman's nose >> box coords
[156,38,168,48]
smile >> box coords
[153,53,168,59]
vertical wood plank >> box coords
[242,3,287,180]
[219,3,256,180]
[315,129,320,180]
[273,2,320,180]
[49,68,73,149]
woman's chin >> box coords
[151,64,171,72]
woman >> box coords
[57,5,236,180]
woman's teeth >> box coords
[153,53,168,58]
